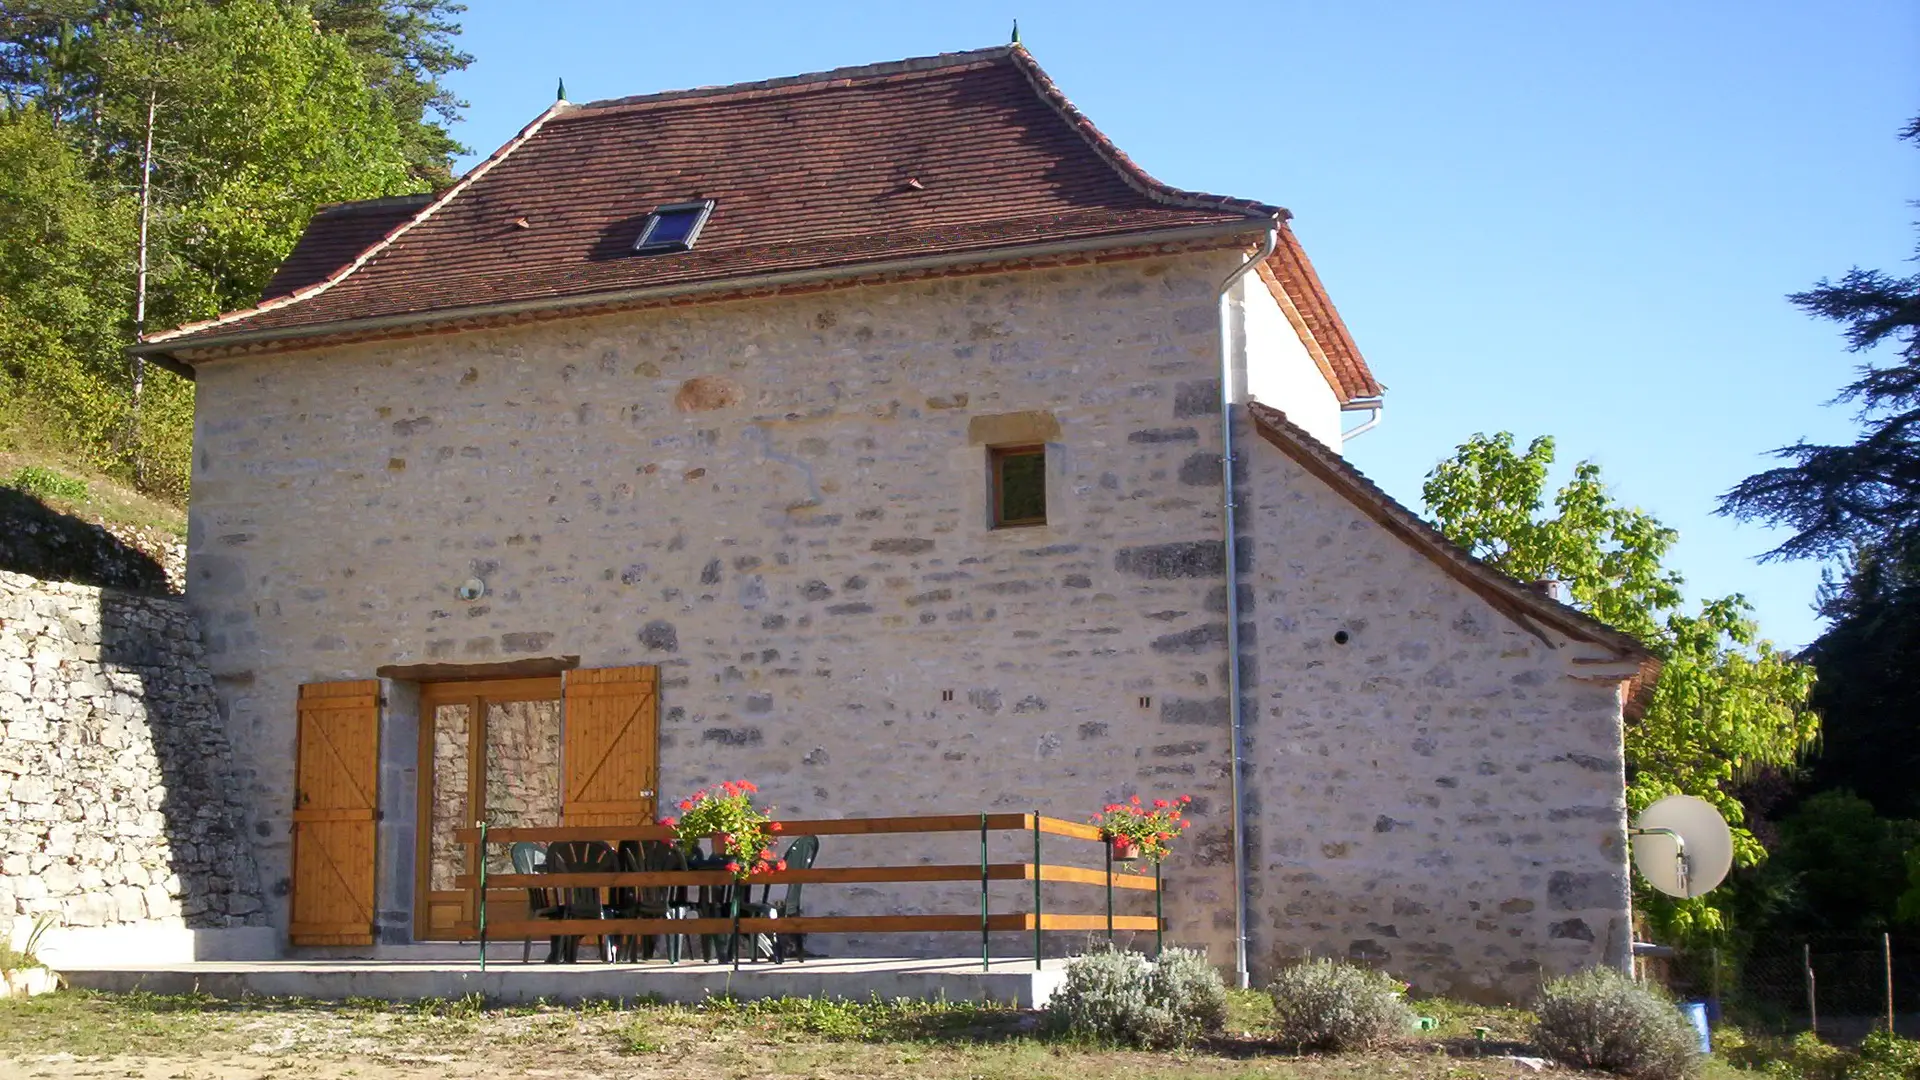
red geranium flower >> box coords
[776,860,788,872]
[726,861,741,874]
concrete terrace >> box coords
[52,954,1071,1007]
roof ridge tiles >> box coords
[142,45,1340,359]
[1004,46,1282,220]
[569,46,1014,113]
[310,192,437,217]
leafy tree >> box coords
[1,0,459,495]
[0,106,139,466]
[95,0,420,321]
[1757,791,1920,936]
[1425,432,1819,940]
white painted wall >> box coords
[1241,279,1344,450]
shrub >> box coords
[1265,957,1416,1051]
[5,464,89,503]
[1532,967,1701,1080]
[1144,947,1229,1044]
[1042,945,1227,1048]
[1854,1030,1920,1080]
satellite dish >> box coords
[1632,795,1733,899]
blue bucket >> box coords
[1679,1001,1711,1054]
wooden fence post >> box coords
[1886,933,1896,1035]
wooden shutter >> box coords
[561,666,659,825]
[290,680,380,945]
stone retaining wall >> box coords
[0,570,265,944]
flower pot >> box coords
[3,966,57,999]
[1110,839,1140,863]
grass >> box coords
[0,448,186,540]
[0,988,1710,1080]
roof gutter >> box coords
[134,220,1272,377]
[1219,218,1280,990]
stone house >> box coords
[128,45,1653,1000]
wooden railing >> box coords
[451,813,1164,970]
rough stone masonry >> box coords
[0,570,264,943]
[179,248,1630,1000]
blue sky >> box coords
[445,1,1917,650]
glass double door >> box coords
[414,677,564,939]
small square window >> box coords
[633,200,715,254]
[990,445,1046,529]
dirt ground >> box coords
[0,990,1640,1080]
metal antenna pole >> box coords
[129,88,156,482]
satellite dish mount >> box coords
[1631,795,1733,900]
[1629,825,1689,897]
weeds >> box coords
[4,464,89,503]
[0,914,55,972]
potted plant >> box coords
[660,780,787,879]
[1091,795,1193,865]
[1,915,57,999]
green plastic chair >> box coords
[640,843,702,962]
[742,835,819,963]
[544,840,615,963]
[510,841,564,963]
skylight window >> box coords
[632,200,714,254]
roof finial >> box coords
[557,78,567,102]
[1011,19,1021,45]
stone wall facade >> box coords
[1239,444,1633,1002]
[0,570,265,943]
[182,248,1629,994]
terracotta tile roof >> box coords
[1247,401,1657,716]
[147,46,1282,352]
[1256,223,1382,403]
[256,194,434,302]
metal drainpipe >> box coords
[1218,220,1279,990]
[1340,398,1385,443]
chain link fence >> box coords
[1645,934,1919,1042]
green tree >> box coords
[1,0,453,495]
[3,0,469,180]
[1425,432,1819,940]
[307,0,471,185]
[1759,791,1920,936]
[0,106,138,467]
[96,0,421,321]
[1799,532,1920,819]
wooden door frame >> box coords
[412,675,562,941]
